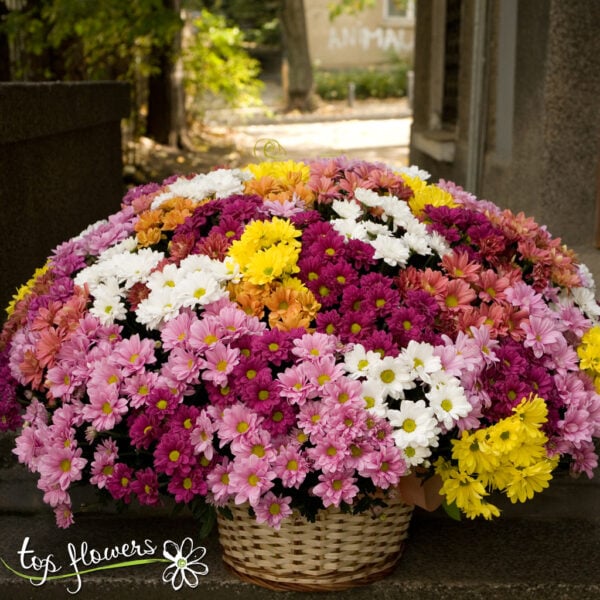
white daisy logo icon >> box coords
[162,537,209,590]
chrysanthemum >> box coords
[89,279,127,326]
[398,340,442,383]
[388,400,440,449]
[154,433,194,476]
[504,458,557,503]
[200,342,240,387]
[427,377,472,430]
[167,467,209,504]
[254,492,293,529]
[274,443,310,488]
[438,467,488,511]
[228,454,276,506]
[37,445,87,491]
[112,334,157,374]
[312,470,359,507]
[81,388,128,432]
[368,355,412,400]
[370,235,410,268]
[217,403,262,445]
[343,343,382,379]
[521,315,564,359]
[306,435,348,474]
[360,444,406,488]
[178,271,224,310]
[131,468,161,506]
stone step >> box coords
[0,503,598,599]
[1,427,599,599]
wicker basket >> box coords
[217,495,414,591]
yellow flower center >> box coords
[402,418,417,433]
[380,369,395,384]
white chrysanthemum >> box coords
[332,199,363,221]
[397,164,431,181]
[179,253,232,282]
[370,235,410,267]
[223,256,242,284]
[74,262,104,291]
[343,343,382,379]
[368,355,412,400]
[150,169,247,209]
[402,232,433,256]
[97,237,138,261]
[89,278,127,325]
[364,221,393,238]
[403,216,428,237]
[397,341,442,383]
[426,377,472,430]
[146,263,185,292]
[380,196,413,227]
[179,253,219,274]
[177,271,225,309]
[388,399,440,449]
[571,286,600,319]
[400,442,433,467]
[108,248,165,289]
[360,379,388,417]
[136,286,181,329]
[427,231,452,257]
[331,218,369,241]
[354,187,383,208]
[577,263,596,290]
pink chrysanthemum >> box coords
[228,454,276,506]
[254,492,293,529]
[312,470,359,507]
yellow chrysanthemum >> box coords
[487,416,523,454]
[451,429,499,475]
[461,498,501,520]
[279,276,309,293]
[402,175,457,216]
[578,325,600,373]
[506,439,549,468]
[245,160,310,184]
[243,244,300,286]
[511,395,549,439]
[439,469,488,511]
[6,263,50,316]
[504,458,558,504]
[227,218,302,286]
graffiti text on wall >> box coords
[328,26,412,53]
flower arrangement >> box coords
[1,157,599,531]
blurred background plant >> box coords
[0,0,409,150]
[315,55,411,101]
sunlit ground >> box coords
[232,115,411,169]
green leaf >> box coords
[442,500,462,521]
[197,508,216,539]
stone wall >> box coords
[0,82,129,314]
[409,0,600,249]
[305,0,415,69]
